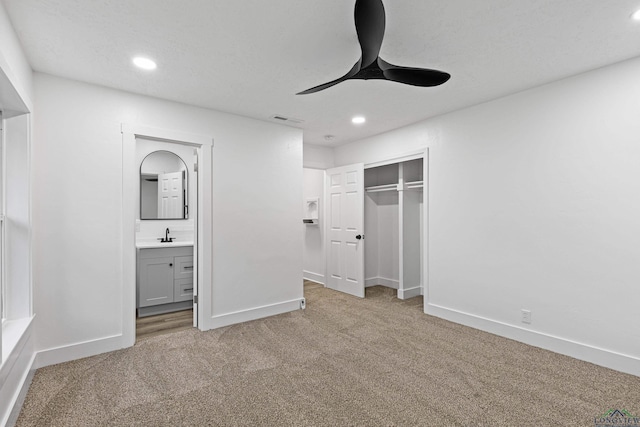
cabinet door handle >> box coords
[169,263,173,267]
[184,266,194,270]
[184,288,193,292]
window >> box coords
[0,214,4,324]
[0,112,32,326]
[0,111,4,323]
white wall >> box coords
[335,57,640,376]
[32,73,303,361]
[363,165,401,288]
[364,192,399,288]
[364,193,378,285]
[301,145,334,285]
[302,168,325,284]
[303,143,334,169]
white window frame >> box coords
[0,214,5,324]
[0,112,5,324]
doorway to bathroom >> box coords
[135,139,197,339]
[121,124,213,347]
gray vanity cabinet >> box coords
[174,279,194,302]
[174,256,194,280]
[138,256,175,307]
[137,246,194,310]
[173,255,194,302]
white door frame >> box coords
[121,124,213,347]
[422,148,429,306]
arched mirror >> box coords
[140,150,188,220]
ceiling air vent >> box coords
[271,115,305,124]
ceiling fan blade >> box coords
[297,60,362,95]
[379,58,451,87]
[354,0,386,68]
[297,1,450,94]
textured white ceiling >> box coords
[4,0,640,146]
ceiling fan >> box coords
[297,0,451,95]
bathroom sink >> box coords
[135,240,194,249]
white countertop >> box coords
[136,240,194,249]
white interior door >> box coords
[157,171,184,218]
[326,163,365,298]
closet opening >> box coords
[364,157,424,301]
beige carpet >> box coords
[16,283,640,426]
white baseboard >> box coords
[34,334,125,369]
[34,298,304,368]
[398,286,422,300]
[6,368,34,427]
[303,271,324,285]
[365,277,399,289]
[425,303,640,377]
[206,298,303,330]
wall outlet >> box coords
[521,309,532,324]
[300,298,306,310]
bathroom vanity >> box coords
[136,149,194,317]
[136,243,194,317]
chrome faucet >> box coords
[161,227,173,243]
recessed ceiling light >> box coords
[352,116,366,125]
[632,9,640,20]
[132,57,157,70]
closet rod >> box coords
[405,180,424,190]
[365,183,399,193]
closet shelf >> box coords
[365,181,424,192]
[365,183,399,193]
[405,180,424,190]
